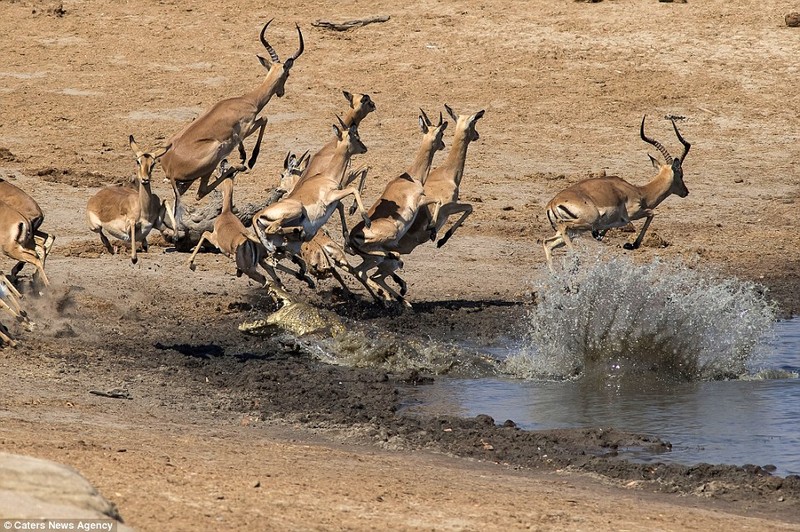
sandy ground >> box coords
[1,0,800,529]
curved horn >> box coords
[260,20,280,63]
[290,24,304,61]
[640,115,673,165]
[298,150,310,166]
[419,108,432,126]
[671,119,691,162]
[438,111,443,127]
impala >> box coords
[0,179,54,281]
[160,20,303,235]
[0,198,49,287]
[348,110,448,306]
[542,116,691,270]
[298,91,375,182]
[187,148,306,294]
[86,136,172,264]
[254,118,370,259]
[393,105,485,254]
[270,150,378,296]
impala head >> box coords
[333,116,368,156]
[419,108,448,152]
[256,19,304,98]
[277,150,310,193]
[129,135,171,185]
[445,104,485,142]
[640,116,692,198]
[343,91,377,124]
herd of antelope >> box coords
[0,20,692,347]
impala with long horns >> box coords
[160,20,303,236]
[543,116,691,270]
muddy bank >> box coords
[92,295,800,523]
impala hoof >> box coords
[623,242,639,251]
[188,262,196,272]
[362,215,372,229]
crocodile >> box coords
[238,288,345,338]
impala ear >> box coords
[129,135,142,158]
[343,90,354,106]
[473,109,486,121]
[648,154,660,169]
[153,144,172,160]
[332,124,343,140]
[440,121,448,132]
[256,55,273,70]
[419,115,428,133]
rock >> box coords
[0,452,132,530]
[787,12,800,27]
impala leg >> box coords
[0,277,25,323]
[169,179,186,238]
[543,234,566,272]
[244,117,268,169]
[94,228,115,255]
[0,326,15,348]
[347,167,370,216]
[436,203,473,248]
[369,272,411,308]
[625,213,654,250]
[187,231,216,271]
[1,275,22,300]
[7,246,49,287]
[336,203,351,245]
[326,187,371,228]
[130,224,138,265]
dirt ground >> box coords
[1,0,800,530]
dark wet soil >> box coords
[91,293,800,523]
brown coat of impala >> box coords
[348,110,449,306]
[543,116,691,270]
[159,20,303,233]
[0,179,54,280]
[86,137,172,264]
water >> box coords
[399,255,800,476]
[404,359,800,476]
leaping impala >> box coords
[253,118,371,282]
[542,116,692,270]
[0,198,49,287]
[273,150,376,296]
[0,179,54,283]
[393,105,485,254]
[187,146,307,297]
[298,91,376,184]
[86,136,173,264]
[348,110,449,306]
[160,20,303,236]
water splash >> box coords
[505,253,776,381]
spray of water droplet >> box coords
[504,252,776,381]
